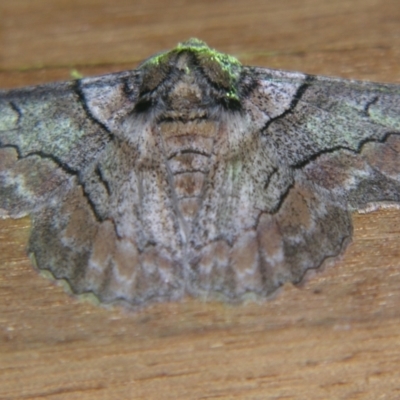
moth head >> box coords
[135,39,242,114]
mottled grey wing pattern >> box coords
[226,67,400,295]
[0,71,148,302]
[1,39,400,307]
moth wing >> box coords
[244,69,400,291]
[0,73,179,305]
[0,75,130,215]
[247,68,400,208]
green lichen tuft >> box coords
[142,39,242,101]
[70,69,84,80]
[176,38,241,69]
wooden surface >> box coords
[1,1,400,399]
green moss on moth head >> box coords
[176,38,241,70]
[141,39,242,101]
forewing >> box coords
[0,80,113,217]
[250,69,400,207]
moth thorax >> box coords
[159,119,219,224]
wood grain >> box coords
[1,1,400,399]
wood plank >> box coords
[1,0,400,398]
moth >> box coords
[1,39,400,307]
